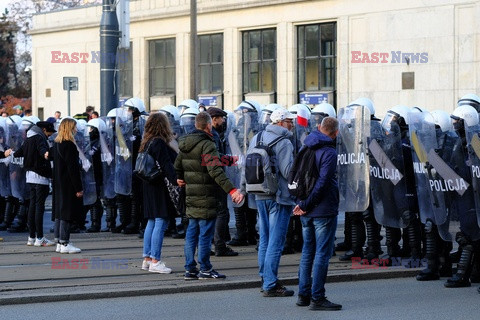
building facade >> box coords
[31,0,480,118]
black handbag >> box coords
[134,139,184,216]
[134,141,162,183]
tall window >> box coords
[199,33,223,94]
[242,29,276,94]
[149,38,175,96]
[297,23,336,92]
[118,44,133,98]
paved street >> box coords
[1,278,478,320]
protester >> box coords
[52,118,83,253]
[175,112,244,280]
[54,111,62,120]
[91,111,99,119]
[13,121,56,247]
[293,116,342,311]
[140,113,178,274]
[24,109,33,117]
[245,107,296,297]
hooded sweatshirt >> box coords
[297,130,338,218]
[13,125,51,183]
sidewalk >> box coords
[0,214,422,306]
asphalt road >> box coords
[2,277,478,320]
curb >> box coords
[0,268,420,306]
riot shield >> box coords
[101,116,116,200]
[408,111,448,226]
[337,105,370,212]
[114,107,133,196]
[75,122,97,206]
[225,111,259,207]
[368,118,408,228]
[8,119,28,201]
[432,128,480,241]
[464,122,480,231]
[0,120,11,197]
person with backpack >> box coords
[244,107,296,297]
[293,116,342,311]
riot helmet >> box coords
[457,93,480,113]
[160,105,181,121]
[350,97,375,117]
[180,107,200,134]
[311,102,335,129]
[451,105,479,137]
[430,110,453,133]
[178,99,198,115]
[21,116,40,132]
[382,105,410,134]
[124,97,147,117]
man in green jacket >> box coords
[175,112,244,280]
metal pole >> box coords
[67,86,71,116]
[100,0,120,116]
[190,0,197,99]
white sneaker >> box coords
[148,261,172,274]
[55,244,61,253]
[27,237,35,246]
[34,237,55,247]
[141,260,151,271]
[60,243,81,254]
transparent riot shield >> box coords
[114,107,133,196]
[435,130,480,241]
[101,116,116,200]
[0,122,11,197]
[368,118,408,228]
[464,122,480,231]
[408,111,448,226]
[226,111,258,208]
[76,123,97,206]
[179,116,196,137]
[8,121,27,201]
[337,105,370,212]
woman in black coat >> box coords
[52,118,83,254]
[140,112,177,274]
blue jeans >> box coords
[143,218,168,261]
[184,218,216,272]
[256,199,292,291]
[298,215,337,300]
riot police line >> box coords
[1,94,480,294]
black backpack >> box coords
[287,146,319,200]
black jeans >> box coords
[27,183,50,239]
[54,219,71,243]
[214,191,230,250]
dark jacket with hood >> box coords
[13,125,52,179]
[174,129,235,219]
[297,130,338,218]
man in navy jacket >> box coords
[293,116,342,311]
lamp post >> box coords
[190,0,197,100]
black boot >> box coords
[8,200,28,233]
[123,196,140,234]
[229,205,249,246]
[101,202,117,232]
[87,201,103,232]
[363,207,383,261]
[382,227,402,266]
[470,246,480,283]
[404,212,422,268]
[336,212,352,252]
[417,220,440,281]
[0,197,6,225]
[438,239,453,277]
[339,212,365,261]
[0,197,16,231]
[113,195,131,233]
[445,244,473,288]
